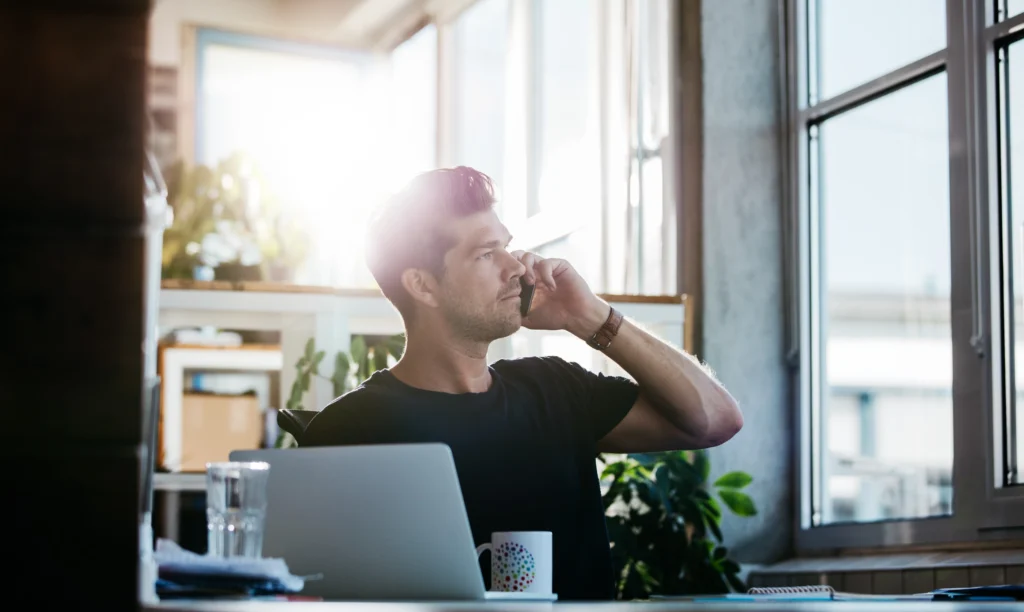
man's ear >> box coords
[399,268,441,309]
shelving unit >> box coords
[158,343,283,472]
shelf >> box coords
[154,472,205,492]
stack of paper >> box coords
[153,539,312,599]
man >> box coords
[304,167,742,600]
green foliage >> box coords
[276,333,405,448]
[601,450,757,600]
[161,152,309,281]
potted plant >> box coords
[601,450,757,599]
[161,152,309,282]
[277,334,405,447]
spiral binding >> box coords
[748,585,835,595]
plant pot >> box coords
[215,262,262,282]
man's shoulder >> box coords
[492,355,597,390]
[320,370,394,412]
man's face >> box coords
[434,209,526,342]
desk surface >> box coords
[149,600,1021,611]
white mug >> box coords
[475,531,553,594]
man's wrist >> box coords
[569,299,611,341]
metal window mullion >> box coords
[946,0,1003,534]
[986,10,1024,44]
[996,40,1018,486]
[801,50,948,125]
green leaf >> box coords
[373,346,389,372]
[334,352,351,378]
[312,350,326,371]
[705,513,724,542]
[350,336,367,373]
[631,453,660,468]
[719,490,757,516]
[721,559,741,574]
[601,461,627,481]
[713,546,727,561]
[693,449,711,482]
[725,572,747,593]
[700,497,722,519]
[714,471,753,489]
[304,337,315,360]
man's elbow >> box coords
[694,395,743,448]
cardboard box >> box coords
[179,392,263,472]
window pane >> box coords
[453,0,508,191]
[1006,41,1024,484]
[199,40,373,287]
[816,0,945,100]
[1006,0,1024,20]
[817,74,952,524]
[389,25,437,184]
[535,0,593,215]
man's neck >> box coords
[390,331,493,394]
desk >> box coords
[148,600,1021,612]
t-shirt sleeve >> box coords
[544,356,640,442]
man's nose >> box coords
[504,252,527,279]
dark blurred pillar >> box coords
[0,0,152,607]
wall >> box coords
[698,0,791,564]
[149,0,278,66]
[147,0,404,67]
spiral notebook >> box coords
[654,584,932,602]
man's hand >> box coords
[512,251,609,340]
[513,252,743,454]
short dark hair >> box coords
[366,167,497,317]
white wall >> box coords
[147,0,390,67]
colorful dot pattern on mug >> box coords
[491,542,536,592]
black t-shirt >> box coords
[302,355,639,601]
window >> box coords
[532,0,594,217]
[434,0,674,295]
[788,0,1024,549]
[389,25,438,185]
[451,0,508,192]
[196,30,375,287]
[194,28,439,289]
[1007,0,1024,20]
[814,0,945,100]
[815,74,952,524]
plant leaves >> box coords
[312,350,326,371]
[714,471,753,489]
[373,345,389,372]
[304,337,315,360]
[713,546,727,561]
[349,336,367,372]
[725,571,747,593]
[631,453,659,468]
[705,513,724,542]
[700,497,722,521]
[693,449,711,482]
[386,333,406,359]
[719,490,757,517]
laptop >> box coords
[229,444,557,601]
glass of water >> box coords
[205,461,270,558]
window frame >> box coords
[786,0,1024,553]
[192,27,373,167]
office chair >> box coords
[277,409,318,446]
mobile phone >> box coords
[519,277,535,317]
